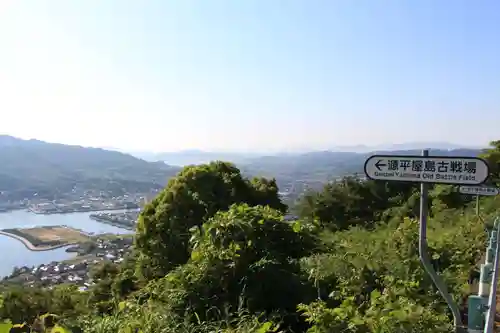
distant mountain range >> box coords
[237,147,484,193]
[119,143,485,197]
[328,142,483,153]
[123,142,484,166]
[126,150,261,166]
[0,135,181,201]
[0,135,488,202]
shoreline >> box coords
[0,207,129,215]
[0,230,77,252]
[27,207,132,215]
[89,215,135,231]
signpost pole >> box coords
[459,186,500,222]
[418,149,464,332]
[363,151,490,331]
[475,194,485,225]
[476,195,480,217]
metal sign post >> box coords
[364,154,489,185]
[458,186,499,196]
[484,219,500,333]
[477,195,479,218]
[364,150,490,333]
[458,186,499,219]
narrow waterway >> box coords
[0,209,133,278]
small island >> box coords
[0,226,91,251]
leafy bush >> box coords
[1,153,500,332]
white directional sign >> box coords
[364,155,489,185]
[459,186,499,196]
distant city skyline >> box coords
[0,1,499,152]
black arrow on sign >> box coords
[374,159,386,171]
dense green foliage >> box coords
[481,140,500,185]
[134,161,286,279]
[0,141,499,332]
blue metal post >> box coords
[468,221,498,333]
[484,220,500,333]
[479,263,493,297]
[469,295,487,332]
[486,230,495,264]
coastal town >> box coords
[0,188,158,214]
[1,176,298,288]
[89,210,140,230]
[3,235,134,289]
[0,194,142,287]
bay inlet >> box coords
[0,209,133,277]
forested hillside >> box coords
[0,141,499,332]
[0,136,181,201]
[242,148,480,179]
[241,148,482,204]
[0,135,483,205]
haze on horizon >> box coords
[0,1,498,153]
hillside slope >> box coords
[241,148,482,194]
[0,157,498,332]
[0,136,181,201]
[0,135,484,203]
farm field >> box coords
[0,226,90,251]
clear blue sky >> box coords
[0,1,498,152]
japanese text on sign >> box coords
[459,186,499,196]
[364,156,489,185]
[386,159,476,174]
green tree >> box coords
[151,204,317,330]
[87,262,121,315]
[112,270,139,301]
[429,184,473,212]
[87,280,114,315]
[297,177,416,230]
[2,143,499,333]
[0,287,51,324]
[90,261,119,281]
[49,284,89,319]
[134,161,287,279]
[480,140,500,185]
